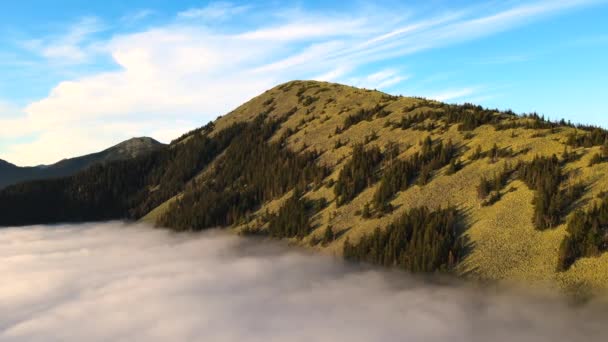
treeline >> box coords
[395,103,504,132]
[344,206,462,272]
[130,122,251,218]
[0,159,152,225]
[477,163,514,206]
[567,128,608,147]
[493,113,566,131]
[492,113,608,141]
[558,196,608,271]
[373,137,456,213]
[396,112,439,130]
[445,103,503,131]
[170,121,215,144]
[518,155,584,230]
[267,192,327,239]
[158,117,329,231]
[340,104,390,131]
[588,142,608,166]
[469,143,516,163]
[401,102,608,139]
[339,94,608,142]
[334,144,383,206]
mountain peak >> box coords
[115,136,162,147]
[0,136,165,189]
[103,137,164,161]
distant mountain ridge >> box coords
[0,137,164,189]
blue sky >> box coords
[0,0,607,166]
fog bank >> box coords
[0,222,606,341]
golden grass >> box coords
[147,80,608,294]
[139,194,180,224]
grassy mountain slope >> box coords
[1,80,607,295]
[0,137,164,189]
[158,80,608,294]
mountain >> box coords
[1,80,607,296]
[0,137,164,189]
[0,159,28,188]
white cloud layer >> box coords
[0,0,602,165]
[0,222,606,342]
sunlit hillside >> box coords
[151,80,608,295]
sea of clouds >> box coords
[0,221,606,342]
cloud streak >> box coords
[178,2,251,20]
[21,17,105,63]
[0,222,607,341]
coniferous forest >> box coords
[266,191,327,239]
[517,155,585,230]
[158,115,328,230]
[334,144,382,206]
[372,137,456,213]
[344,206,462,272]
[558,196,608,271]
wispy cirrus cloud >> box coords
[178,2,251,20]
[345,69,409,90]
[237,18,370,41]
[1,0,604,165]
[21,16,105,63]
[121,9,155,24]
